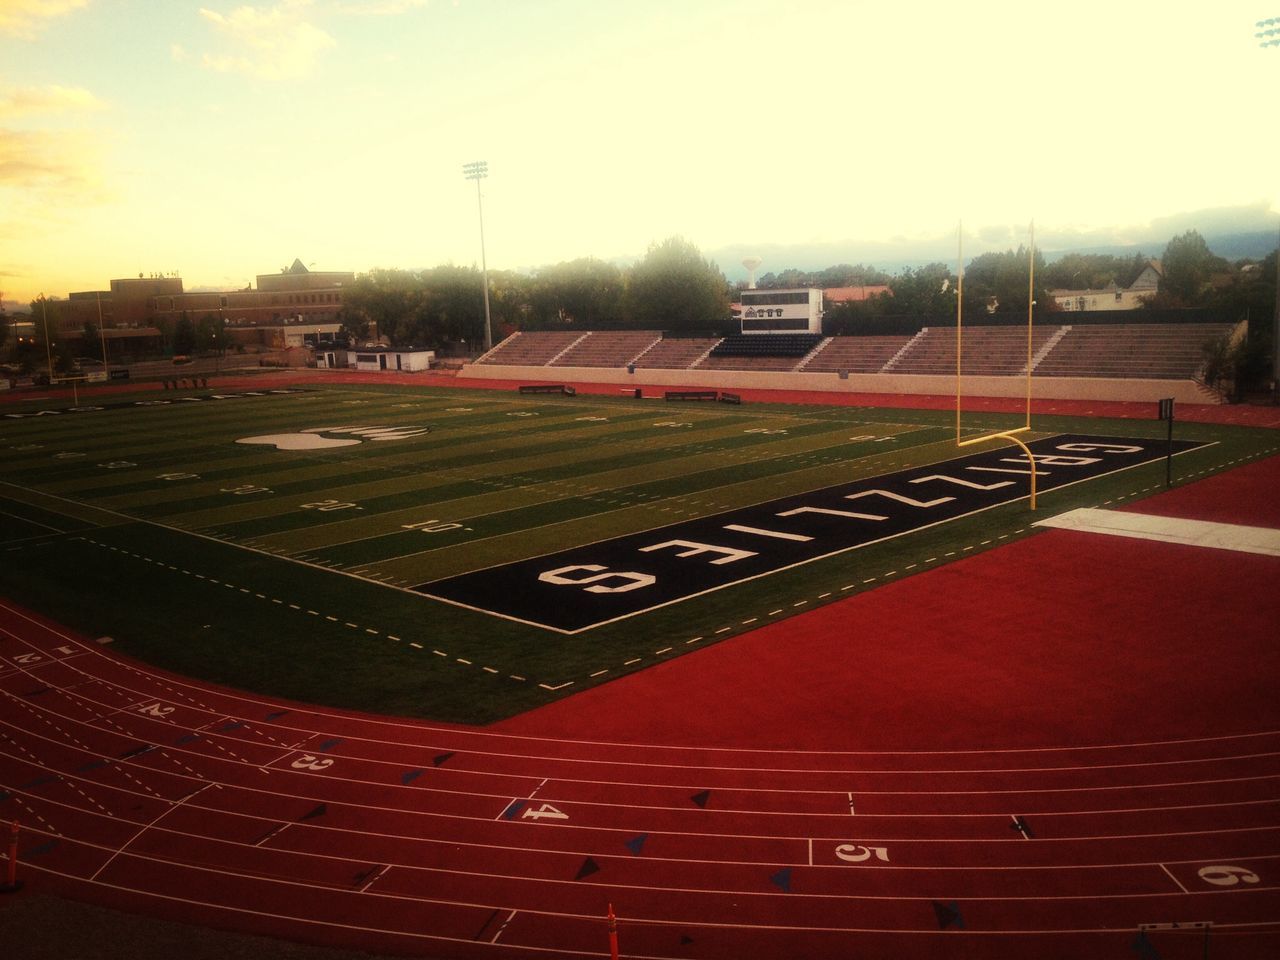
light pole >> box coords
[1259,20,1280,396]
[462,160,493,353]
[39,295,54,384]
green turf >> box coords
[2,384,1275,723]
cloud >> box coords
[0,84,104,119]
[0,0,89,38]
[198,0,337,80]
[0,128,103,194]
[332,0,427,13]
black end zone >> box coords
[421,434,1212,633]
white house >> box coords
[1051,260,1163,313]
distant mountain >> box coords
[706,203,1279,282]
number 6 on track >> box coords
[1197,865,1260,886]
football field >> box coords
[1,381,1271,722]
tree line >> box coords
[5,229,1274,388]
[336,236,734,350]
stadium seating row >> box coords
[473,324,1234,381]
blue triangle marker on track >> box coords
[265,710,290,721]
[501,799,524,820]
[401,769,425,785]
[432,751,455,766]
[25,840,59,858]
[299,803,327,821]
[316,738,342,752]
[19,775,60,791]
[1131,930,1163,960]
[932,900,965,930]
[769,867,792,892]
[690,790,711,808]
[174,733,199,745]
[624,834,648,856]
[574,857,600,881]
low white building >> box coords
[350,347,435,372]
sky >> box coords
[2,0,1278,304]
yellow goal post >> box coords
[954,221,1038,509]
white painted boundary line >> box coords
[1034,507,1280,557]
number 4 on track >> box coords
[521,803,568,821]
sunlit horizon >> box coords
[3,0,1278,306]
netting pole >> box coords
[607,903,620,960]
[955,223,963,443]
[1,821,20,893]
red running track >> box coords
[2,454,1279,958]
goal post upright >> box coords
[954,220,1038,510]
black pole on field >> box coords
[1158,397,1175,487]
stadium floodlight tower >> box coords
[462,160,493,353]
[742,255,763,290]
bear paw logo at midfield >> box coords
[235,425,431,450]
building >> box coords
[351,346,435,372]
[35,259,352,356]
[1051,260,1163,313]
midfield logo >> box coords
[236,425,431,450]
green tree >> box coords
[173,315,197,355]
[1040,252,1151,291]
[623,237,731,331]
[532,258,624,328]
[340,268,427,345]
[193,313,228,354]
[962,246,1054,316]
[414,264,486,348]
[1156,230,1228,305]
[816,263,890,287]
[885,263,956,318]
[336,303,370,343]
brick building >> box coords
[41,259,351,356]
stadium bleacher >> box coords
[549,330,662,368]
[1032,323,1231,380]
[804,335,914,374]
[467,322,1233,388]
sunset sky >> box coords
[2,0,1277,305]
